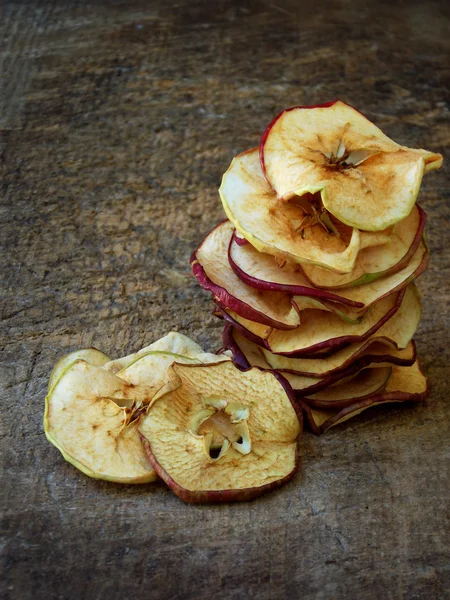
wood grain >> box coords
[1,1,449,598]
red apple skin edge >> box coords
[300,206,427,290]
[138,373,302,504]
[221,323,252,371]
[228,232,365,308]
[299,367,430,435]
[222,323,417,400]
[234,234,249,247]
[190,224,300,331]
[259,100,340,178]
[216,288,406,358]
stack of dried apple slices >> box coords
[192,101,441,434]
[44,101,442,503]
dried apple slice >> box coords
[259,286,419,370]
[45,360,157,483]
[220,147,391,273]
[223,322,387,397]
[139,361,301,503]
[301,366,392,408]
[45,335,230,483]
[229,228,428,320]
[224,320,416,371]
[263,337,416,376]
[300,360,429,434]
[224,285,419,357]
[295,239,428,323]
[315,239,427,307]
[292,295,367,324]
[104,331,228,374]
[302,205,426,289]
[261,101,442,231]
[191,220,300,329]
[223,324,415,398]
[218,308,338,358]
[228,231,364,308]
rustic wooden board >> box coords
[1,1,449,598]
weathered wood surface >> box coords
[1,1,449,598]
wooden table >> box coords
[1,1,449,598]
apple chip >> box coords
[224,285,419,356]
[228,231,364,307]
[139,361,301,503]
[223,325,412,399]
[220,148,390,273]
[301,366,392,408]
[228,229,428,320]
[45,360,157,483]
[261,101,442,231]
[45,335,231,484]
[222,324,416,382]
[300,360,429,434]
[191,220,300,329]
[301,205,426,288]
[289,239,427,325]
[301,240,428,312]
[104,331,228,374]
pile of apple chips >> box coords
[45,333,302,500]
[44,101,443,503]
[192,101,442,434]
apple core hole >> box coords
[209,446,222,459]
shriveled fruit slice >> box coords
[261,101,442,231]
[229,227,428,318]
[302,205,426,289]
[228,231,364,307]
[223,322,415,377]
[139,361,301,503]
[290,239,428,324]
[304,240,428,313]
[220,147,391,273]
[300,360,428,434]
[260,287,419,369]
[45,360,157,483]
[223,324,414,400]
[104,331,228,374]
[263,336,416,376]
[48,348,111,392]
[223,323,363,396]
[217,308,338,358]
[224,285,419,357]
[191,220,300,329]
[301,366,392,408]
